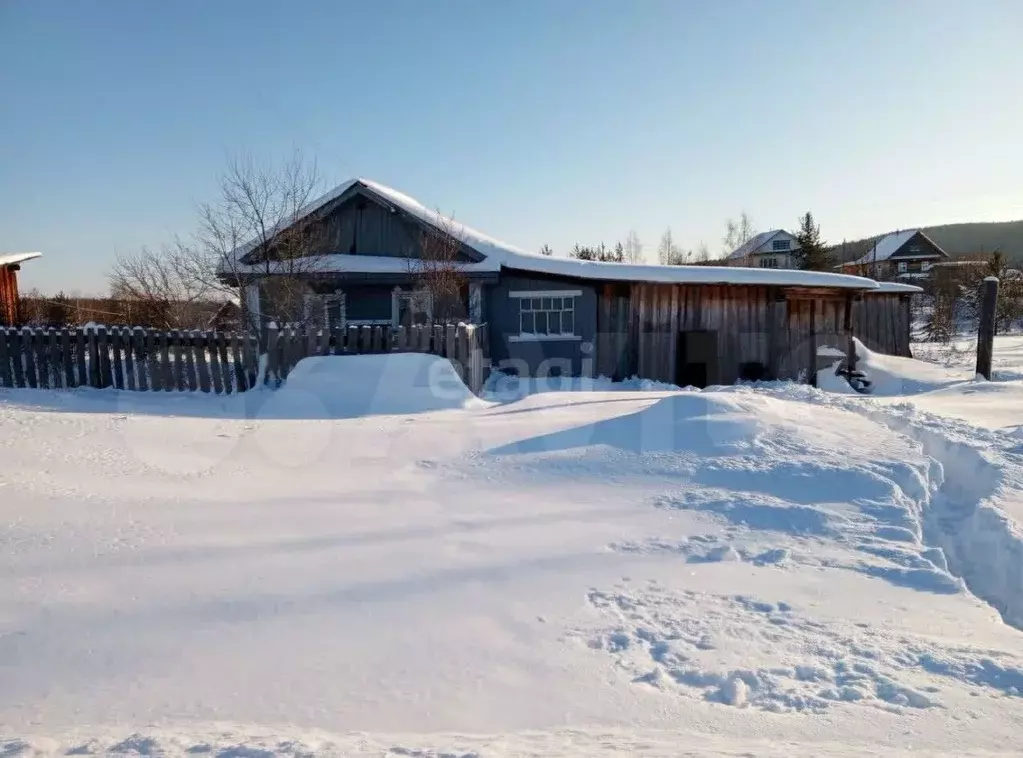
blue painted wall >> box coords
[485,271,597,377]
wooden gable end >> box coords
[242,183,486,264]
[889,231,949,261]
[308,185,484,262]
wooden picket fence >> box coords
[264,321,489,393]
[0,322,490,396]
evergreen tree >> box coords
[793,211,833,271]
[612,241,625,263]
[571,244,596,261]
[538,244,553,256]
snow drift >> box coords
[818,338,966,396]
[264,353,484,418]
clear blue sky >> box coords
[2,0,1021,294]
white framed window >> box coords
[772,239,791,251]
[758,257,778,268]
[508,289,581,342]
[392,287,433,327]
[897,261,908,273]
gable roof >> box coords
[725,230,791,260]
[222,179,893,291]
[845,230,946,267]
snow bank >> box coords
[482,371,680,402]
[267,353,484,418]
[821,338,966,396]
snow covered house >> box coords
[220,179,918,387]
[724,230,800,269]
[0,252,41,327]
[839,230,949,280]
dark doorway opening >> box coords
[676,330,718,388]
[739,361,767,382]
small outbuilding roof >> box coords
[0,252,42,267]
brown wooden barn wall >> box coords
[0,266,19,327]
[596,283,912,386]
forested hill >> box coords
[831,220,1023,265]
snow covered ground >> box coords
[2,353,1023,756]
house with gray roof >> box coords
[218,179,915,386]
[838,230,949,279]
[724,229,801,269]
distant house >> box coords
[838,230,949,280]
[724,230,800,269]
[218,179,915,386]
[0,252,42,327]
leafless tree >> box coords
[403,214,470,325]
[657,228,689,265]
[722,212,757,260]
[624,230,644,263]
[109,246,215,329]
[108,152,330,334]
[695,241,711,262]
[196,152,330,331]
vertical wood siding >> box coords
[597,282,912,386]
[0,266,19,327]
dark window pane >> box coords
[521,311,535,334]
[531,298,542,309]
[548,312,561,334]
[562,311,574,334]
[541,297,552,310]
[535,312,548,334]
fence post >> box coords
[243,333,258,388]
[31,329,48,390]
[22,329,38,389]
[100,326,115,388]
[48,328,62,389]
[976,276,999,380]
[432,324,444,355]
[10,329,25,388]
[111,327,125,390]
[130,328,147,391]
[195,332,211,393]
[231,333,246,392]
[0,329,10,387]
[183,332,199,392]
[146,330,161,391]
[122,328,136,391]
[79,327,92,386]
[266,322,280,386]
[208,332,224,394]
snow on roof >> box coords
[846,231,919,266]
[0,252,42,267]
[725,230,786,260]
[224,179,885,291]
[872,281,923,294]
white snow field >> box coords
[2,352,1023,756]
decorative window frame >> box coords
[507,289,582,343]
[391,286,434,328]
